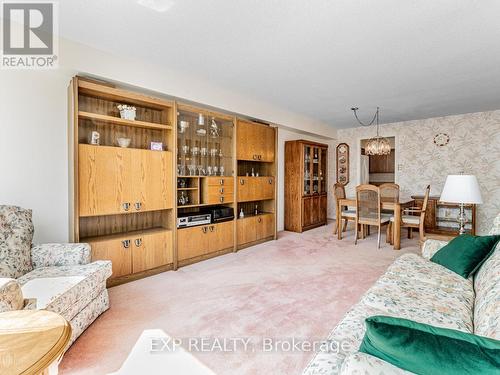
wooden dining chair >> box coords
[379,183,400,201]
[388,185,430,247]
[354,184,391,249]
[333,183,356,236]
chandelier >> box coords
[351,106,391,156]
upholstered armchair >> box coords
[0,205,112,345]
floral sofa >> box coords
[0,205,112,345]
[303,213,500,374]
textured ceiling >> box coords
[59,0,500,128]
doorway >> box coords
[360,137,395,186]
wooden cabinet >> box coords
[369,150,395,173]
[285,140,328,232]
[201,177,234,205]
[88,229,172,280]
[79,145,172,216]
[72,77,175,286]
[237,213,275,246]
[132,230,173,273]
[237,120,275,162]
[237,177,275,202]
[412,195,476,236]
[178,221,234,262]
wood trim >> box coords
[177,246,234,268]
[236,235,275,251]
[107,263,174,287]
[68,77,79,241]
[78,111,173,130]
[77,78,173,110]
[177,103,235,122]
[295,139,329,148]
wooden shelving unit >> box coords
[69,76,176,286]
[69,76,279,283]
[236,119,277,249]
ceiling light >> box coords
[137,0,174,12]
[351,107,391,156]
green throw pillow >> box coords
[359,316,500,375]
[430,234,500,278]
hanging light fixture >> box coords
[351,106,391,156]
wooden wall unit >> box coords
[70,77,279,284]
[70,77,175,286]
[236,119,277,249]
[285,140,328,232]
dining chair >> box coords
[354,184,391,249]
[380,183,400,242]
[333,183,356,236]
[388,185,430,247]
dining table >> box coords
[336,196,415,250]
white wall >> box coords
[0,38,335,242]
[276,128,335,231]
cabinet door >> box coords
[79,145,132,216]
[132,230,173,273]
[256,214,275,240]
[237,177,254,202]
[312,196,321,225]
[302,197,313,228]
[177,225,210,261]
[319,195,327,224]
[260,177,275,200]
[261,126,275,162]
[208,221,234,253]
[237,217,257,245]
[89,236,132,279]
[131,149,172,212]
[237,121,258,161]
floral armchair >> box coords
[0,205,112,345]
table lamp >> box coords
[440,175,482,235]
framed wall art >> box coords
[336,143,349,185]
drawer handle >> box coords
[122,202,131,211]
[240,179,245,185]
[134,202,142,211]
[210,225,215,232]
[134,238,142,247]
[202,227,208,234]
[268,178,273,184]
[122,240,131,249]
[258,155,262,160]
[219,188,224,194]
[220,179,224,185]
[258,217,262,223]
[253,154,257,160]
[220,196,224,203]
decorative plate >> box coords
[336,143,349,185]
[433,133,449,146]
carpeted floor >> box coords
[60,223,419,375]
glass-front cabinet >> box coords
[303,144,327,196]
[177,107,234,178]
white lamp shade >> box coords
[440,175,483,204]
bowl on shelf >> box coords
[117,137,131,148]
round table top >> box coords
[0,310,71,375]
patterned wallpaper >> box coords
[332,110,500,234]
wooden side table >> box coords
[0,310,71,375]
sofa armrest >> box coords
[421,239,449,260]
[340,352,414,375]
[31,243,91,268]
[0,278,24,312]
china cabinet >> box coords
[285,140,328,232]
